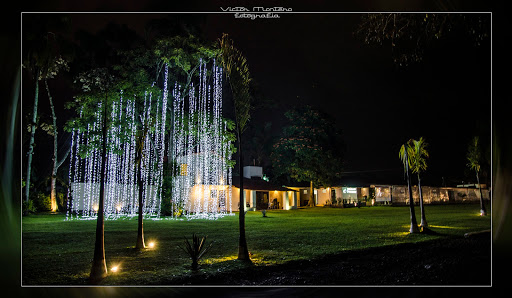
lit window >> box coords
[180,164,188,176]
[303,190,308,194]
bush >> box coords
[23,199,36,214]
[34,193,51,212]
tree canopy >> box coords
[271,105,345,188]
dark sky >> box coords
[23,8,492,187]
[216,13,490,186]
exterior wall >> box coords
[231,187,296,210]
[316,188,332,206]
[390,185,490,205]
[374,186,392,203]
[187,184,232,214]
[287,187,311,207]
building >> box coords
[231,166,298,211]
[313,184,490,206]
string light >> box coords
[67,61,231,221]
[171,60,233,220]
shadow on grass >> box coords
[420,226,448,236]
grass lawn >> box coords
[21,203,490,285]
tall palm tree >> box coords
[408,137,429,229]
[467,136,487,216]
[399,141,420,233]
[219,33,252,261]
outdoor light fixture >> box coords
[148,242,155,248]
[111,266,119,273]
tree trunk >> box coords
[406,155,420,233]
[45,79,58,212]
[418,174,428,228]
[237,132,250,261]
[136,141,145,250]
[89,92,108,284]
[476,170,486,216]
[308,180,315,207]
[25,75,39,214]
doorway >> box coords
[256,191,269,210]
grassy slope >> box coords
[21,203,490,285]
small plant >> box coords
[178,233,215,270]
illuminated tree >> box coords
[399,141,420,234]
[272,105,344,207]
[70,67,118,283]
[407,137,429,228]
[218,33,252,262]
[467,136,487,216]
[22,15,72,214]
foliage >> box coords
[34,193,52,212]
[467,136,481,173]
[271,105,345,188]
[178,233,215,270]
[355,13,490,66]
[407,137,429,175]
[218,33,252,134]
[23,199,36,214]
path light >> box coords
[148,241,155,248]
[111,265,119,273]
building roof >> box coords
[232,176,295,192]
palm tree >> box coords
[408,137,429,229]
[219,33,252,261]
[467,136,487,216]
[399,141,420,233]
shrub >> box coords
[34,193,51,212]
[23,199,36,214]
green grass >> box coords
[22,203,490,285]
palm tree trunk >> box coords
[418,174,428,228]
[237,132,250,261]
[25,75,39,214]
[89,94,108,283]
[476,170,486,216]
[406,156,420,233]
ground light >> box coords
[148,241,155,248]
[111,265,119,273]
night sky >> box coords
[44,11,492,188]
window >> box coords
[303,189,308,194]
[180,164,187,176]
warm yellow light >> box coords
[93,205,99,212]
[111,266,119,272]
[116,205,121,212]
[148,242,155,248]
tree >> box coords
[271,105,345,207]
[355,13,490,66]
[407,137,429,229]
[218,33,252,262]
[69,67,118,283]
[43,57,71,212]
[399,141,420,234]
[467,136,487,216]
[22,15,72,214]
